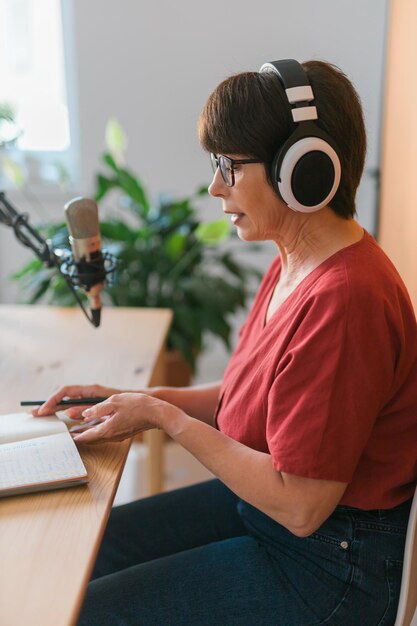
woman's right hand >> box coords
[32,384,125,420]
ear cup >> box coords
[272,136,341,213]
[291,151,335,206]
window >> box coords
[0,0,70,153]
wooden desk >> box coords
[0,305,172,626]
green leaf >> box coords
[195,219,230,245]
[103,152,119,171]
[195,185,209,196]
[11,258,43,280]
[95,173,118,201]
[158,198,194,225]
[100,220,139,242]
[105,118,127,165]
[164,232,187,261]
[29,279,53,304]
[117,169,150,216]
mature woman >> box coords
[37,59,417,625]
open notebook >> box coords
[0,412,88,497]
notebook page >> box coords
[0,413,67,445]
[0,432,88,492]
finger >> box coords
[35,386,81,416]
[65,406,90,420]
[81,400,116,421]
[69,418,103,433]
[72,419,111,444]
[36,385,98,416]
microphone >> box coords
[64,197,106,327]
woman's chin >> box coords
[234,225,247,240]
[234,224,259,242]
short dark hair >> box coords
[198,60,367,219]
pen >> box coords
[20,397,108,406]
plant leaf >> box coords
[195,219,230,244]
[164,232,187,261]
[117,169,150,216]
[100,220,139,242]
[11,258,43,280]
[105,118,127,165]
[95,173,118,201]
[103,152,119,171]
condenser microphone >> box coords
[64,197,106,327]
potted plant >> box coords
[12,121,261,381]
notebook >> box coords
[0,412,88,497]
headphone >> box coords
[259,59,342,213]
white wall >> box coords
[0,0,388,381]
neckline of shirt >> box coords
[262,228,369,329]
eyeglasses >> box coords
[210,153,264,187]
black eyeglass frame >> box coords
[210,153,264,187]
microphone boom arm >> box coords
[0,191,55,267]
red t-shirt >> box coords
[215,231,417,509]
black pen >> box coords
[20,397,108,406]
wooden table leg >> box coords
[143,429,165,494]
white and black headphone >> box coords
[259,59,342,213]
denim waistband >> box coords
[237,496,412,547]
[335,497,412,526]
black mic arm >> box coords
[0,191,117,328]
[0,191,56,267]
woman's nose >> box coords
[208,168,226,198]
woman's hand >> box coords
[33,384,125,419]
[71,392,186,444]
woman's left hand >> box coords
[70,392,183,444]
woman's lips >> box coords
[230,213,244,224]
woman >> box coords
[36,59,417,625]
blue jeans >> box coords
[77,479,411,625]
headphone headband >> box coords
[259,60,318,124]
[258,59,341,213]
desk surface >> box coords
[0,305,171,626]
